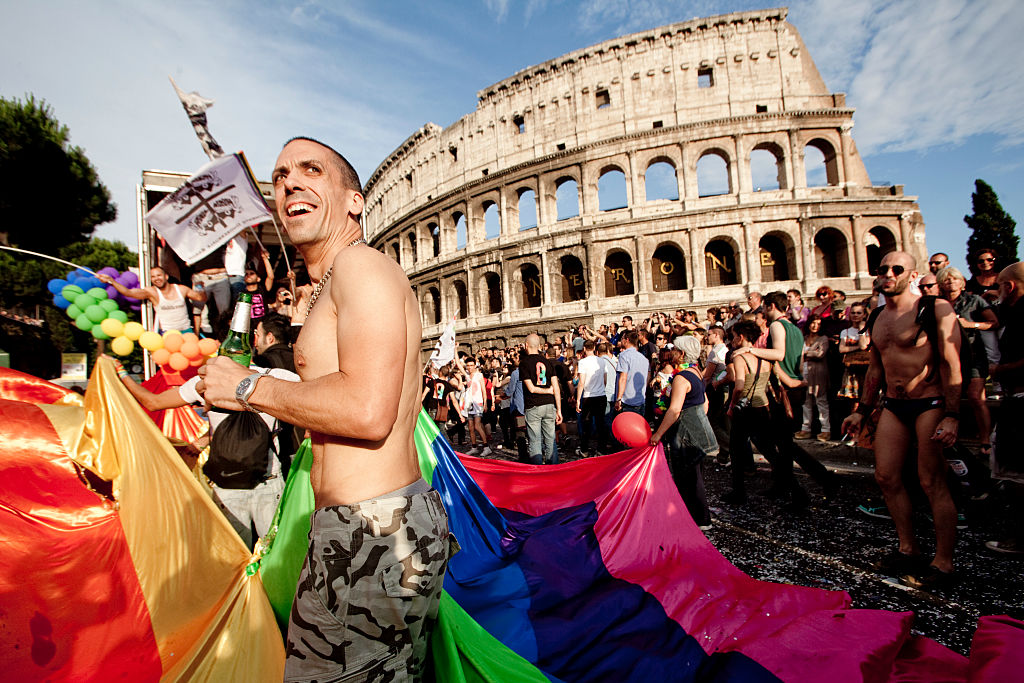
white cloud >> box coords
[484,0,511,23]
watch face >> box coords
[236,376,253,400]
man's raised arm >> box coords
[97,273,154,305]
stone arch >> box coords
[559,254,587,302]
[651,243,687,291]
[453,211,467,249]
[866,225,898,275]
[758,231,795,282]
[604,250,635,297]
[804,138,839,187]
[518,263,542,308]
[481,271,503,314]
[704,237,740,286]
[598,165,628,211]
[422,286,441,325]
[556,176,580,220]
[447,279,468,319]
[483,201,500,240]
[407,230,418,264]
[697,149,731,197]
[645,159,679,202]
[390,242,401,264]
[517,188,537,230]
[750,141,786,191]
[428,222,440,257]
[814,227,850,277]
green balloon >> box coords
[74,293,97,310]
[109,310,129,323]
[75,314,94,331]
[85,304,107,323]
[62,285,83,300]
[91,326,111,340]
[66,304,83,319]
[99,299,119,313]
[87,287,108,300]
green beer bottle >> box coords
[219,292,253,367]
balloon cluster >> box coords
[138,330,220,372]
[49,267,142,312]
[47,268,145,354]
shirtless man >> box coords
[199,137,449,681]
[842,251,961,589]
[99,266,206,333]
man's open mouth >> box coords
[286,202,315,217]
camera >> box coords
[734,397,751,411]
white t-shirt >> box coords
[576,354,606,398]
[707,342,729,382]
[600,355,617,400]
[179,366,300,477]
[224,235,248,277]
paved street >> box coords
[473,437,1024,656]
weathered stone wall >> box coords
[361,8,927,354]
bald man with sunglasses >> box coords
[842,251,961,590]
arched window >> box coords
[866,226,898,275]
[429,223,440,257]
[390,243,400,264]
[704,239,739,286]
[604,251,635,297]
[697,151,730,197]
[598,167,627,211]
[454,212,467,249]
[483,272,502,314]
[651,244,686,291]
[518,189,537,230]
[758,233,793,282]
[804,139,839,187]
[407,231,417,264]
[559,255,586,302]
[424,287,441,325]
[750,145,784,191]
[645,161,678,202]
[814,228,850,277]
[450,280,468,319]
[520,264,542,308]
[483,201,500,240]
[556,178,579,220]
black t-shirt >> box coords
[247,285,271,323]
[519,353,555,408]
[966,276,999,301]
[424,378,453,412]
[553,361,572,405]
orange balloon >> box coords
[151,348,171,366]
[189,355,206,367]
[182,332,199,346]
[163,332,183,353]
[181,340,201,359]
[168,352,189,371]
[198,338,219,356]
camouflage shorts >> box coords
[284,480,449,682]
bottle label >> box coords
[948,459,968,477]
[230,302,252,332]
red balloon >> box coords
[612,411,652,448]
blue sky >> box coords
[2,0,1021,275]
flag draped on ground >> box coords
[144,153,271,265]
[2,360,1022,681]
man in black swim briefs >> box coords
[843,251,962,590]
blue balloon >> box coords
[47,278,69,295]
[53,294,71,309]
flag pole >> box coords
[0,246,97,275]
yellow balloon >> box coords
[139,330,164,351]
[100,318,124,338]
[111,336,134,356]
[123,321,144,341]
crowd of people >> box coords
[422,247,1024,588]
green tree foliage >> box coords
[0,95,117,251]
[964,179,1019,269]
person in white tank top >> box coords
[99,266,207,333]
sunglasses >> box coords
[977,257,996,263]
[817,292,829,298]
[874,265,906,276]
[928,261,945,266]
[920,282,937,289]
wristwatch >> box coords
[235,372,264,413]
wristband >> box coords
[856,404,874,417]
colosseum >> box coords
[362,8,927,353]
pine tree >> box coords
[964,179,1018,269]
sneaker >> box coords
[466,446,480,456]
[479,446,493,457]
[900,565,956,590]
[816,432,832,442]
[794,431,812,440]
[872,550,926,576]
[956,513,968,530]
[698,523,713,531]
[857,504,892,520]
[985,539,1024,556]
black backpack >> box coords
[205,409,273,489]
[866,295,972,385]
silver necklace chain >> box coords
[305,237,366,317]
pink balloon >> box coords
[612,412,652,448]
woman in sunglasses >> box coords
[966,247,1000,304]
[810,286,838,319]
